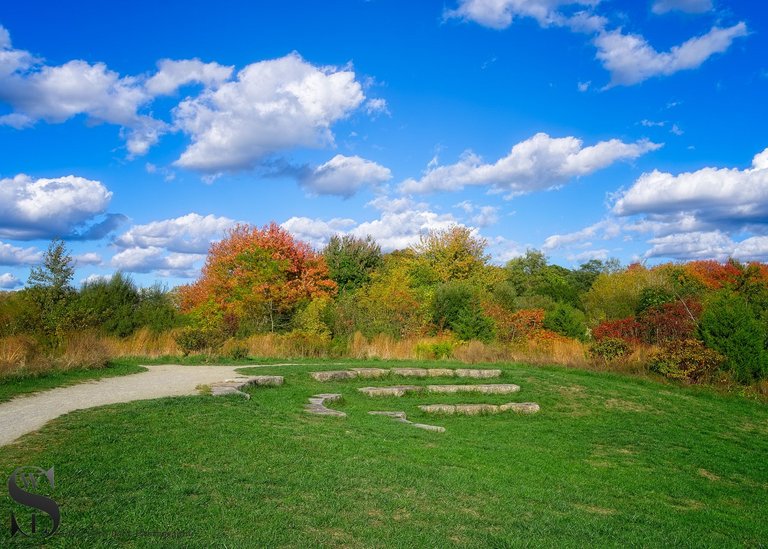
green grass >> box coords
[0,361,147,403]
[1,359,766,547]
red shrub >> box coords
[639,300,702,345]
[593,317,643,344]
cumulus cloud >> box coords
[300,155,391,197]
[110,246,204,277]
[595,23,748,86]
[0,241,42,266]
[454,201,499,227]
[1,26,370,164]
[280,217,356,249]
[401,133,660,195]
[447,3,745,87]
[613,147,768,229]
[644,230,734,260]
[0,174,114,240]
[0,273,22,289]
[446,0,598,30]
[281,196,464,252]
[73,252,102,266]
[114,213,237,254]
[173,53,365,173]
[542,219,622,250]
[144,58,233,96]
[652,0,713,15]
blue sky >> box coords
[1,0,767,289]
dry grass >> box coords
[56,331,111,370]
[0,332,110,379]
[105,327,180,358]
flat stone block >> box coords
[358,385,422,397]
[311,370,358,382]
[392,368,429,377]
[426,383,520,394]
[351,368,390,379]
[455,369,502,378]
[499,402,540,414]
[427,369,455,377]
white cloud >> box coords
[733,237,768,262]
[0,25,10,49]
[577,81,591,92]
[73,252,102,266]
[110,246,204,277]
[114,213,237,254]
[365,98,389,117]
[0,174,112,239]
[350,197,462,251]
[567,248,610,262]
[613,147,768,229]
[542,219,621,250]
[144,59,233,96]
[595,23,748,86]
[0,273,21,289]
[300,155,391,197]
[644,230,733,260]
[446,0,597,30]
[0,241,41,266]
[454,201,499,227]
[670,124,684,136]
[173,53,365,173]
[281,196,464,252]
[80,273,112,286]
[652,0,713,15]
[280,217,356,249]
[401,133,660,195]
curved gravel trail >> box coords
[0,364,293,446]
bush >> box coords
[649,339,725,383]
[543,304,587,341]
[415,340,455,360]
[589,338,630,362]
[698,291,768,382]
[593,317,643,344]
[432,282,494,342]
[175,327,226,355]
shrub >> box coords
[175,327,226,355]
[698,291,768,382]
[543,304,587,341]
[432,282,494,342]
[648,339,725,383]
[638,300,702,345]
[593,317,643,344]
[415,340,455,360]
[589,338,631,362]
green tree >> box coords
[323,235,383,292]
[76,273,141,337]
[25,239,76,342]
[698,291,768,382]
[432,281,494,342]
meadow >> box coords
[1,358,766,547]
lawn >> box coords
[1,359,766,547]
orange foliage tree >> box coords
[179,223,336,333]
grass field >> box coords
[1,359,766,547]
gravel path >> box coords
[0,364,292,446]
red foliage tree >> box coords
[638,300,702,344]
[682,260,742,290]
[179,223,336,332]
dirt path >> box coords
[0,364,294,446]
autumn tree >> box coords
[180,223,336,334]
[412,226,491,285]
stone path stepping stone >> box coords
[209,375,284,399]
[368,411,445,433]
[426,383,520,394]
[358,385,421,397]
[311,368,502,381]
[358,383,520,397]
[305,393,346,417]
[310,370,357,382]
[419,402,540,415]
